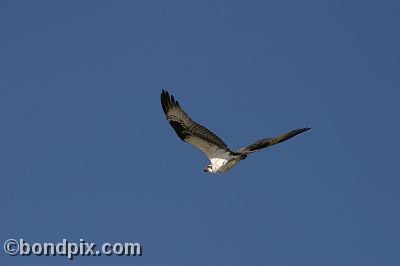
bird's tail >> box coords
[231,152,247,160]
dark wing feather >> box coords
[161,90,230,158]
[238,128,311,154]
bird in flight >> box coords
[161,90,310,174]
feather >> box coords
[237,128,311,154]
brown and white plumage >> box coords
[237,128,311,154]
[161,89,310,173]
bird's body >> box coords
[209,154,247,173]
[160,90,310,174]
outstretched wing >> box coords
[237,128,311,154]
[161,90,232,159]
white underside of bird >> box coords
[185,135,245,173]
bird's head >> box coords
[203,164,213,173]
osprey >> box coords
[161,90,310,174]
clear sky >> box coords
[1,1,399,265]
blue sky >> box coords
[1,0,399,265]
